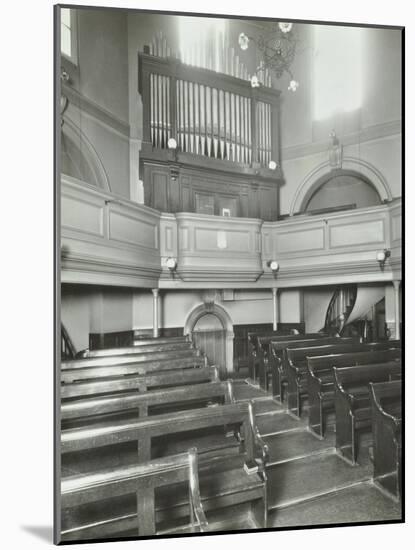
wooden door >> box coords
[192,314,226,375]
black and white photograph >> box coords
[54,2,404,545]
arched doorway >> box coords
[184,303,234,375]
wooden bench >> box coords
[269,335,356,401]
[80,340,194,359]
[61,448,208,541]
[334,362,402,465]
[369,380,402,500]
[247,330,294,383]
[307,348,401,438]
[62,348,204,370]
[61,401,268,529]
[61,364,218,400]
[62,378,233,428]
[61,354,207,385]
[256,332,329,390]
[286,341,401,418]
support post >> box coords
[152,288,159,338]
[272,287,279,331]
[393,280,401,340]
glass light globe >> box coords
[288,80,299,92]
[269,260,279,272]
[167,138,178,149]
[250,75,260,88]
[166,257,177,270]
[268,160,278,170]
[238,32,249,50]
[278,22,293,33]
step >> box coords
[267,448,373,509]
[269,480,401,528]
[265,427,335,465]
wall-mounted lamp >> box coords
[376,249,391,270]
[167,138,178,150]
[166,257,177,272]
[267,260,279,273]
[268,160,278,171]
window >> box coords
[60,8,77,65]
[313,25,364,120]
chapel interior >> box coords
[58,6,403,542]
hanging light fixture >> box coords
[238,21,298,90]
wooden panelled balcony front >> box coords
[61,177,401,288]
[138,52,282,220]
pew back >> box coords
[62,348,203,370]
[61,448,208,539]
[61,379,232,423]
[61,365,219,399]
[61,355,207,384]
[81,341,193,358]
[286,341,401,369]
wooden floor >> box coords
[228,374,401,530]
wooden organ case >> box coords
[138,48,282,221]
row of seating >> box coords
[247,330,402,500]
[60,337,268,541]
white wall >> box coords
[278,25,402,215]
[61,285,133,352]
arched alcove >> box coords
[289,157,393,216]
[184,302,234,374]
[61,117,111,192]
[303,169,382,212]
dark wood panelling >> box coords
[141,160,279,220]
[233,323,273,370]
[193,329,226,375]
[277,322,306,334]
[89,330,135,350]
[89,327,184,349]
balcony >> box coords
[61,176,401,289]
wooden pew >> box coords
[62,348,204,370]
[247,330,294,383]
[61,401,268,529]
[369,380,402,500]
[61,364,218,400]
[62,378,233,427]
[286,341,401,418]
[80,340,194,358]
[269,335,356,401]
[307,348,401,437]
[256,332,330,390]
[61,448,208,541]
[334,362,402,465]
[61,354,207,385]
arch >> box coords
[61,116,111,192]
[184,302,234,373]
[289,157,393,216]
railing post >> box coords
[152,288,160,338]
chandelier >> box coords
[238,22,299,91]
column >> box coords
[272,287,279,331]
[152,288,159,338]
[393,280,401,340]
